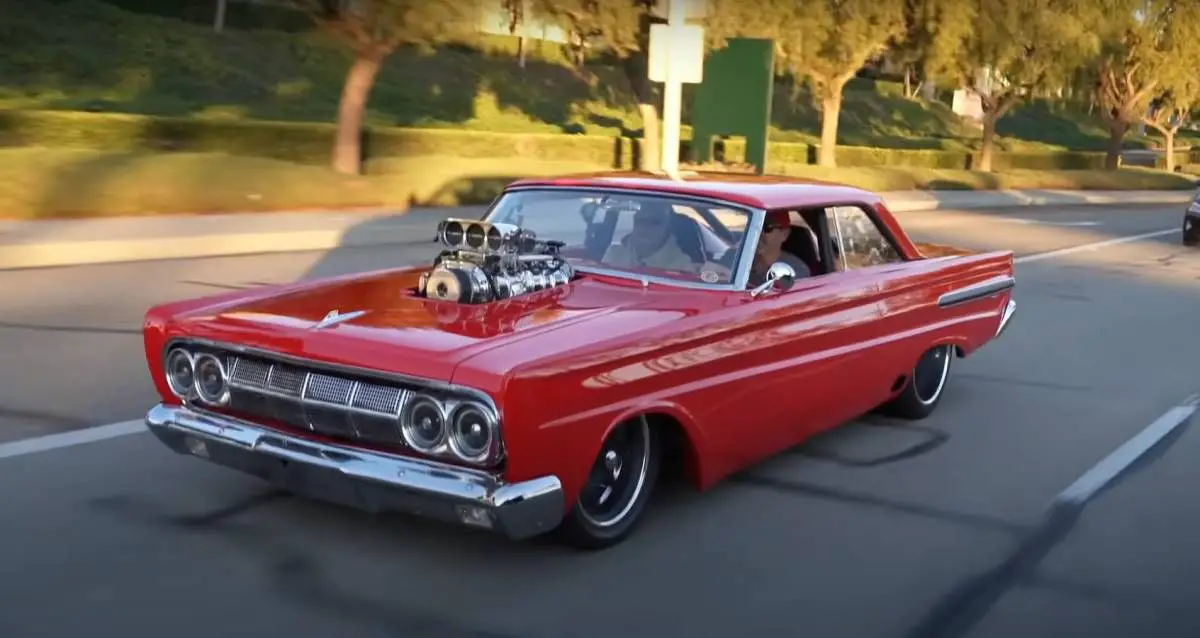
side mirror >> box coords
[749,261,796,297]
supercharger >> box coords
[417,218,576,304]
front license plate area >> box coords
[268,460,378,513]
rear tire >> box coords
[558,416,661,550]
[880,344,954,420]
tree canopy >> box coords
[707,0,907,167]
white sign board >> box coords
[952,89,983,121]
[649,0,708,20]
[647,24,706,84]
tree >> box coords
[291,0,483,174]
[214,0,228,33]
[501,0,529,68]
[889,0,976,99]
[933,0,1101,172]
[1088,0,1182,169]
[529,1,659,169]
[792,1,910,167]
[711,0,908,167]
[1142,5,1200,172]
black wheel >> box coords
[558,416,661,550]
[880,344,954,420]
[1184,216,1199,247]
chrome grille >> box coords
[222,352,410,447]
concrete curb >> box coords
[0,190,1193,270]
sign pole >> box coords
[647,0,705,178]
[659,0,687,177]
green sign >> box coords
[690,38,775,174]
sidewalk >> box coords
[0,189,1192,270]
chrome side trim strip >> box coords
[937,275,1015,308]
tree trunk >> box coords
[817,87,844,168]
[518,36,527,69]
[624,14,661,172]
[978,112,999,172]
[1104,120,1128,170]
[213,0,227,33]
[333,53,384,175]
[637,104,661,171]
[1164,128,1177,172]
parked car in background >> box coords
[1183,189,1200,246]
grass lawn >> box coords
[3,0,1191,154]
[0,148,609,219]
[1,148,1193,221]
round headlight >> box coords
[449,403,495,462]
[193,353,229,405]
[165,348,195,398]
[401,394,447,452]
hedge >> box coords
[4,109,1198,173]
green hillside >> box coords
[0,0,1177,153]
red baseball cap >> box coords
[765,210,790,229]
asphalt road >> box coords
[2,203,1199,638]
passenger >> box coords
[602,201,697,272]
[747,210,811,288]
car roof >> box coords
[504,170,882,210]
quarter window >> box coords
[825,206,904,270]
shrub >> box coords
[0,109,1176,175]
[0,110,641,168]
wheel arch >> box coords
[599,405,707,491]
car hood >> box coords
[165,267,707,384]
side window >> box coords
[825,205,904,270]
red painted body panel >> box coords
[142,173,1015,514]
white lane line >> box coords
[0,419,145,460]
[998,218,1102,227]
[1015,228,1180,264]
[1053,394,1200,508]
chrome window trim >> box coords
[825,204,908,272]
[163,337,502,421]
[486,184,767,292]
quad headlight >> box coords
[162,343,502,466]
[163,346,230,407]
[400,392,500,465]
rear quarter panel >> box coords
[863,248,1015,405]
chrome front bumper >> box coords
[145,403,565,540]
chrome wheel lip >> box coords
[914,345,952,406]
[577,419,651,529]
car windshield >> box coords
[484,188,753,286]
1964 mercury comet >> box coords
[142,172,1016,549]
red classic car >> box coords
[142,171,1016,549]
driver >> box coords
[747,210,811,288]
[602,200,697,272]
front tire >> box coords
[558,416,661,550]
[880,344,954,420]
